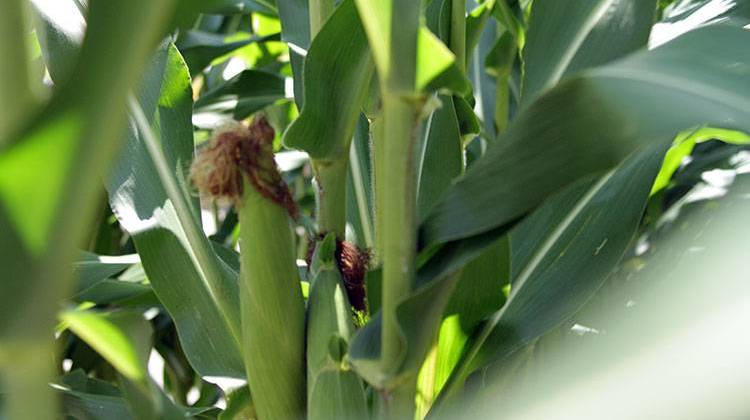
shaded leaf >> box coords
[522,0,657,105]
[283,0,374,161]
[421,25,750,248]
[108,45,244,378]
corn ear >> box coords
[239,182,306,420]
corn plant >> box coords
[1,0,750,419]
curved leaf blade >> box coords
[282,0,374,160]
[522,0,657,105]
[421,25,750,248]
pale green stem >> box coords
[379,95,419,375]
[377,2,421,418]
[239,181,306,420]
[313,158,349,237]
[450,0,467,73]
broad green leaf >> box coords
[432,145,667,411]
[108,44,244,378]
[521,0,657,106]
[421,25,750,248]
[60,311,149,382]
[283,0,374,160]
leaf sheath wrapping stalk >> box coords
[306,235,367,419]
[239,182,306,420]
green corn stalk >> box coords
[306,234,367,419]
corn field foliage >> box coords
[1,0,750,419]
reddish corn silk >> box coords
[190,116,298,219]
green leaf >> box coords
[417,27,473,96]
[521,0,657,106]
[431,236,510,397]
[60,311,150,382]
[421,25,750,249]
[72,252,138,292]
[108,44,244,378]
[433,144,667,410]
[651,127,750,194]
[283,0,374,160]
